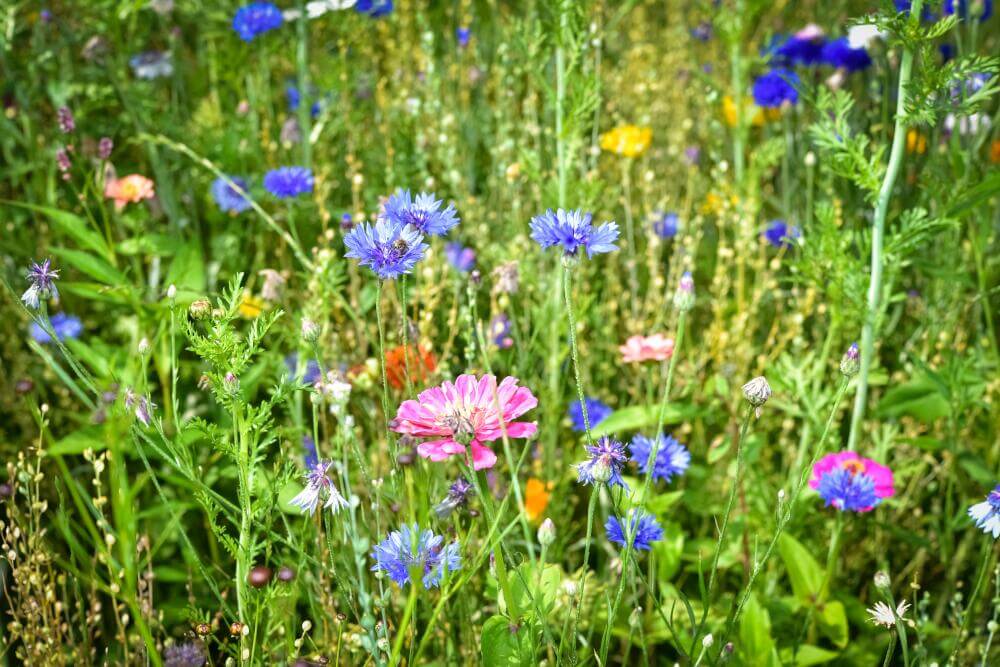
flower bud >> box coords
[301,318,320,343]
[248,566,272,588]
[804,151,816,167]
[137,337,150,355]
[537,518,556,547]
[840,342,860,377]
[673,272,695,312]
[189,298,211,320]
[742,376,771,418]
[873,571,891,590]
[702,633,714,648]
[166,284,177,300]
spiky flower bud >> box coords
[840,342,860,377]
[537,518,556,547]
[673,271,695,312]
[742,376,771,418]
[189,298,211,320]
[301,318,320,343]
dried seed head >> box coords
[742,376,771,418]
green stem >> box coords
[847,0,922,451]
[562,486,599,663]
[562,263,594,445]
[389,584,418,666]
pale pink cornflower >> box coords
[619,334,674,363]
[104,174,155,211]
[391,374,538,470]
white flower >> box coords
[969,489,1000,538]
[289,461,349,516]
[867,600,910,628]
[848,24,885,50]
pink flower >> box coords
[392,374,538,470]
[809,451,894,511]
[619,334,674,363]
[105,174,155,211]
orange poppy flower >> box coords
[524,478,552,522]
[385,344,436,389]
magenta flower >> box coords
[391,374,538,470]
[809,451,894,512]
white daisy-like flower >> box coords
[847,24,885,50]
[867,600,910,628]
[969,485,1000,538]
[289,461,349,515]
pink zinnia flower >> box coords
[809,451,894,512]
[619,334,675,363]
[392,374,538,470]
[105,174,155,211]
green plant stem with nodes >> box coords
[561,485,599,663]
[562,262,594,445]
[598,309,688,663]
[374,281,397,468]
[389,583,418,666]
[466,466,521,620]
[847,0,923,452]
[719,377,851,646]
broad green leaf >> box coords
[50,425,107,455]
[51,247,127,286]
[481,615,534,667]
[59,281,134,305]
[3,201,109,256]
[118,234,183,256]
[778,533,825,603]
[818,600,849,648]
[588,403,697,438]
[876,376,950,422]
[504,562,561,618]
[779,645,839,665]
[654,521,684,581]
[164,239,205,292]
[739,594,777,666]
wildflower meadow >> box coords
[3,0,1000,665]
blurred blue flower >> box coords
[286,84,322,118]
[945,0,992,20]
[130,51,174,79]
[285,353,322,384]
[384,189,460,236]
[690,22,712,42]
[355,0,393,18]
[489,314,513,349]
[630,434,690,483]
[652,211,680,239]
[821,38,872,72]
[606,511,663,551]
[763,220,800,248]
[752,68,799,108]
[816,468,880,512]
[568,397,612,432]
[211,176,252,214]
[264,166,314,198]
[577,436,629,489]
[895,0,935,20]
[302,434,318,469]
[445,242,476,272]
[343,219,428,280]
[232,3,283,42]
[530,208,619,258]
[771,33,825,66]
[30,313,82,344]
[456,27,471,47]
[371,524,461,588]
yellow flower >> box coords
[599,125,653,158]
[238,292,267,319]
[721,96,781,128]
[906,129,927,155]
[524,478,552,522]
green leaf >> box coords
[778,645,839,666]
[118,234,183,256]
[876,376,950,422]
[504,563,561,618]
[589,403,697,438]
[739,594,777,666]
[51,248,127,286]
[50,426,107,455]
[2,201,109,256]
[818,600,849,648]
[481,615,534,667]
[945,170,1000,219]
[778,533,825,603]
[654,521,684,581]
[59,281,134,306]
[164,240,205,292]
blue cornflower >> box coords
[489,314,513,349]
[285,353,322,384]
[762,220,801,248]
[30,312,82,344]
[945,0,992,21]
[384,189,460,236]
[690,22,712,42]
[263,166,314,198]
[211,176,252,214]
[289,460,349,515]
[162,641,206,667]
[371,524,461,589]
[820,38,872,72]
[577,436,629,489]
[21,259,60,309]
[771,34,825,66]
[605,510,663,551]
[969,485,1000,538]
[456,27,471,47]
[630,434,690,484]
[752,68,799,108]
[529,209,620,258]
[652,211,680,239]
[302,434,318,469]
[445,242,476,273]
[343,219,428,280]
[568,397,613,432]
[129,51,174,79]
[232,3,283,42]
[355,0,394,18]
[895,0,935,20]
[433,479,474,519]
[286,84,322,118]
[815,468,880,512]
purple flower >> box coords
[630,433,690,483]
[124,387,155,427]
[690,22,712,42]
[568,397,612,432]
[433,478,473,518]
[285,353,322,384]
[752,68,799,108]
[232,2,283,42]
[384,189,460,236]
[302,434,318,469]
[211,176,252,214]
[162,642,206,667]
[771,33,825,66]
[98,137,114,160]
[57,107,75,133]
[821,38,872,72]
[530,208,619,258]
[445,242,476,272]
[684,146,701,165]
[606,511,663,551]
[21,259,60,309]
[456,27,471,47]
[30,313,82,344]
[371,524,461,588]
[969,485,1000,538]
[263,166,313,198]
[489,314,513,349]
[577,436,629,489]
[343,219,428,280]
[289,460,349,515]
[762,220,800,248]
[652,211,680,239]
[130,51,174,79]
